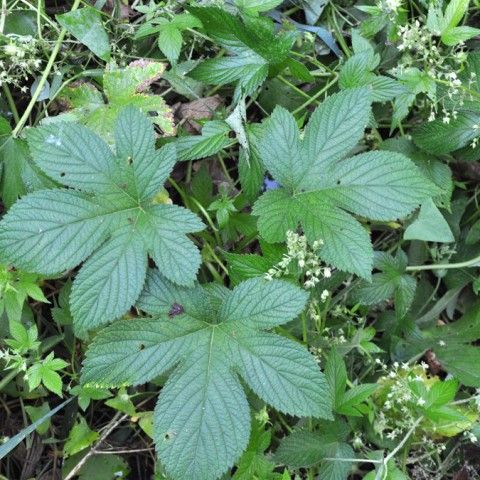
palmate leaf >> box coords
[275,423,354,479]
[82,271,331,480]
[353,251,416,319]
[253,88,439,279]
[188,6,296,100]
[48,60,175,143]
[0,107,204,334]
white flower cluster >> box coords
[264,231,332,291]
[373,361,429,441]
[378,0,402,15]
[394,18,470,124]
[1,35,43,91]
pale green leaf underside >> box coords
[82,273,330,480]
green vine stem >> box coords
[11,0,82,138]
[406,253,480,272]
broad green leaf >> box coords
[50,61,175,143]
[235,0,283,13]
[253,188,300,243]
[257,106,303,189]
[64,417,99,457]
[435,345,480,387]
[302,88,372,179]
[317,151,438,221]
[70,227,147,333]
[422,305,480,386]
[56,7,110,61]
[336,384,377,416]
[26,122,117,192]
[0,189,113,274]
[441,25,480,45]
[154,349,250,480]
[442,0,469,31]
[353,251,416,319]
[0,135,28,209]
[234,331,331,416]
[299,197,374,279]
[176,120,232,161]
[325,349,347,406]
[425,379,458,407]
[413,110,480,154]
[275,427,354,478]
[0,108,203,331]
[220,277,308,328]
[83,272,331,479]
[404,199,455,243]
[224,252,272,284]
[158,25,183,63]
[253,90,437,278]
[338,52,404,101]
[188,7,295,99]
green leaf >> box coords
[0,189,113,274]
[275,426,354,478]
[435,345,480,387]
[413,110,480,154]
[188,7,295,99]
[404,198,455,243]
[176,121,232,161]
[253,90,437,278]
[83,272,331,479]
[158,25,183,64]
[70,227,147,332]
[0,135,28,209]
[26,121,117,192]
[353,251,416,319]
[64,417,99,457]
[425,379,458,407]
[0,108,203,332]
[441,25,480,45]
[50,61,174,143]
[56,7,110,61]
[421,305,480,386]
[25,402,51,435]
[317,151,439,221]
[301,88,372,178]
[325,349,347,406]
[235,0,283,13]
[336,384,377,416]
[220,277,308,328]
[442,0,469,31]
[41,368,64,396]
[224,252,272,284]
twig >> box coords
[96,447,153,454]
[376,417,423,480]
[64,412,129,480]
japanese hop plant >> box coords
[0,107,204,335]
[0,87,446,480]
[82,271,332,479]
[253,87,439,278]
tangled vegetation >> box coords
[1,0,480,479]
